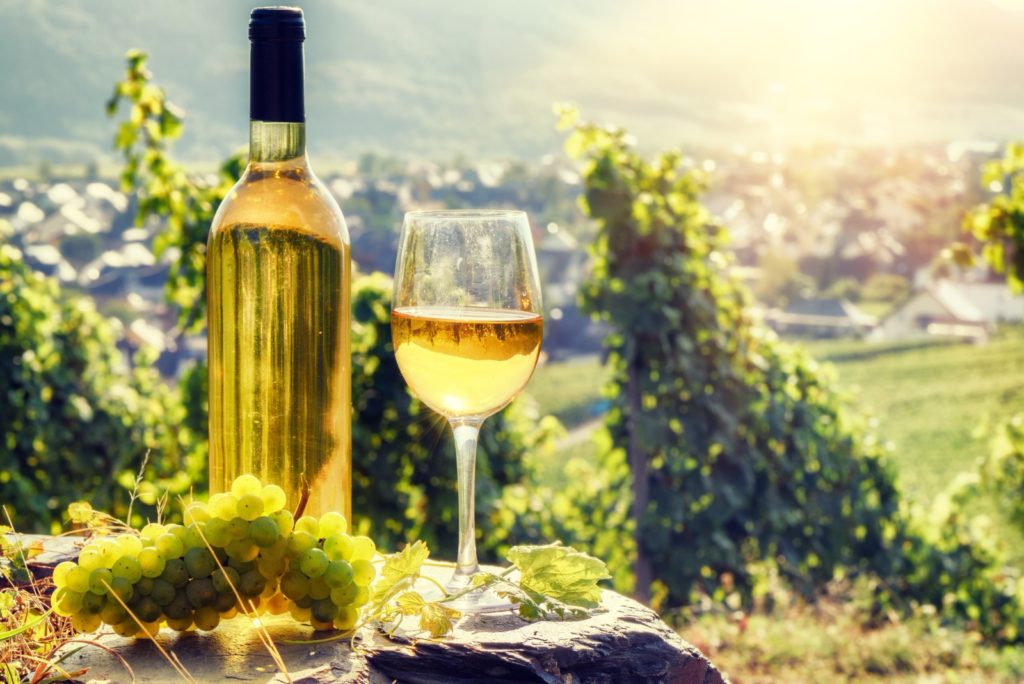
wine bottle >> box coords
[207,6,351,519]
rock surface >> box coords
[7,534,728,684]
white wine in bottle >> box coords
[207,7,351,519]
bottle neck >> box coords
[249,121,306,163]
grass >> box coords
[805,330,1024,505]
[527,355,610,429]
[685,596,1024,684]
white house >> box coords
[875,280,1024,341]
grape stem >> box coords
[293,485,310,521]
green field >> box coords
[806,331,1024,503]
[531,331,1024,508]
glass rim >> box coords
[404,209,527,220]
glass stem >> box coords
[450,418,483,586]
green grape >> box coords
[204,517,231,547]
[108,577,134,602]
[351,559,375,587]
[298,548,329,578]
[308,576,330,600]
[210,493,239,520]
[293,594,313,609]
[287,531,317,556]
[164,523,186,541]
[289,602,311,622]
[139,523,165,544]
[52,561,76,588]
[266,592,290,615]
[89,568,113,595]
[164,593,192,620]
[261,537,289,561]
[334,606,358,631]
[279,570,309,601]
[137,621,162,638]
[116,534,144,557]
[166,616,194,632]
[161,558,189,588]
[185,578,216,609]
[111,556,142,584]
[112,619,141,637]
[214,589,235,610]
[184,547,216,579]
[269,510,294,538]
[330,583,357,606]
[135,577,155,596]
[67,566,91,593]
[228,517,250,540]
[323,534,354,562]
[311,618,334,631]
[81,591,105,615]
[156,533,185,559]
[52,588,83,617]
[150,579,176,607]
[350,536,376,562]
[138,548,167,578]
[99,600,127,626]
[311,598,336,623]
[318,512,348,538]
[78,545,104,571]
[353,586,372,606]
[260,484,287,513]
[231,474,262,498]
[133,596,161,623]
[183,502,211,525]
[228,557,257,574]
[71,612,101,633]
[260,579,279,600]
[239,570,266,597]
[248,516,279,547]
[323,560,353,588]
[95,539,121,568]
[295,516,319,537]
[182,523,208,550]
[212,567,241,594]
[236,494,264,522]
[226,539,260,562]
[194,605,221,631]
[257,555,286,580]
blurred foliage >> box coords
[861,272,910,303]
[755,248,814,307]
[0,222,199,531]
[107,48,243,334]
[984,415,1024,532]
[962,141,1024,291]
[104,50,558,558]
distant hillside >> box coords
[4,0,1024,165]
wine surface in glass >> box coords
[391,306,543,418]
[208,222,351,518]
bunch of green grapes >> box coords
[50,474,376,636]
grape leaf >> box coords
[394,591,427,616]
[418,602,460,637]
[507,543,611,608]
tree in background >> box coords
[105,51,556,557]
[0,222,198,530]
[553,105,904,604]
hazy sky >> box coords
[3,0,1024,160]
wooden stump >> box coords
[6,535,727,684]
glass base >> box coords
[443,584,515,614]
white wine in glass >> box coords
[392,210,543,612]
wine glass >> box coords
[391,209,543,613]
